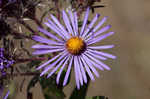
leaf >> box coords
[69,76,90,99]
[26,74,40,99]
[27,59,41,69]
[27,92,33,99]
[78,21,83,27]
[27,74,40,92]
[39,75,65,99]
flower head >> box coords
[0,48,14,76]
[32,7,116,89]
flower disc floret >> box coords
[66,37,86,55]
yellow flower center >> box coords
[66,37,86,55]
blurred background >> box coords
[1,0,150,99]
[85,0,150,99]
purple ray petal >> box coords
[62,10,73,35]
[80,55,95,81]
[75,56,83,86]
[32,44,63,49]
[87,32,114,45]
[56,56,70,84]
[82,53,104,71]
[40,52,68,76]
[74,56,80,89]
[88,45,114,50]
[32,48,64,55]
[36,51,66,70]
[85,52,111,70]
[38,27,62,42]
[80,7,90,36]
[92,16,108,33]
[68,10,76,36]
[50,14,70,39]
[85,23,111,40]
[88,49,116,59]
[82,54,99,77]
[46,19,66,39]
[78,56,87,83]
[32,35,63,45]
[63,56,73,86]
[4,91,10,99]
[74,12,78,36]
[85,50,107,60]
[82,14,100,38]
[88,65,99,78]
[94,25,112,37]
[83,16,108,40]
[47,55,69,78]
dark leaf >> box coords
[39,75,66,99]
[69,76,90,99]
[27,74,40,92]
[27,92,33,99]
[26,59,41,69]
[78,21,83,27]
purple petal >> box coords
[85,52,111,70]
[40,52,68,76]
[50,14,70,39]
[82,54,100,77]
[80,55,95,81]
[88,49,116,59]
[63,56,73,86]
[88,45,114,50]
[68,10,76,36]
[47,55,69,78]
[82,52,104,71]
[32,35,63,45]
[36,51,66,70]
[89,65,99,78]
[82,14,100,38]
[38,27,62,42]
[85,23,111,40]
[78,57,87,83]
[85,50,107,60]
[87,32,114,45]
[32,48,64,55]
[62,10,73,35]
[93,16,108,33]
[32,44,63,49]
[75,56,83,86]
[94,25,112,37]
[56,56,70,84]
[46,19,66,39]
[74,12,78,36]
[74,56,80,89]
[4,91,10,99]
[80,7,90,36]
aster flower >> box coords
[0,48,14,76]
[32,7,116,89]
